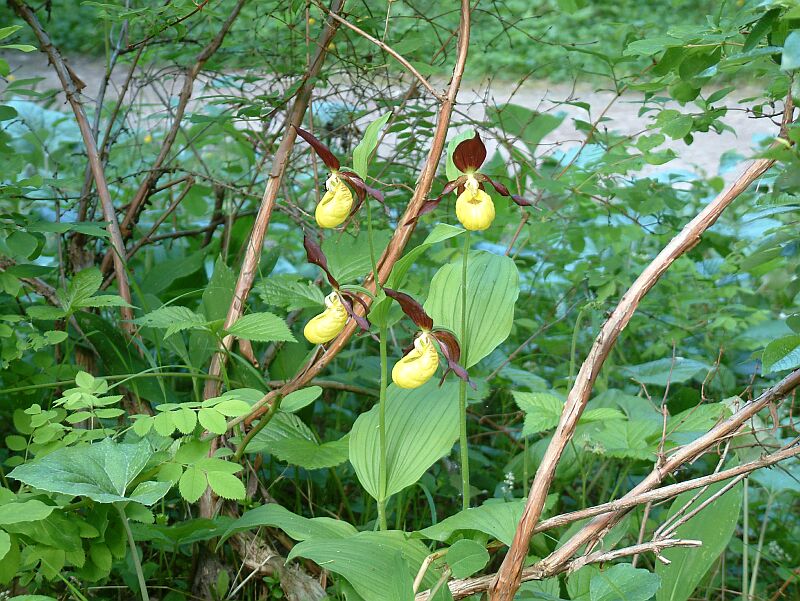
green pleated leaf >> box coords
[287,531,438,601]
[591,564,660,601]
[349,380,459,501]
[219,502,357,546]
[656,481,742,601]
[425,251,519,367]
[416,499,526,546]
[352,112,391,178]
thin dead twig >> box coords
[9,0,136,335]
[489,95,795,601]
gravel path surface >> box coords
[2,53,776,182]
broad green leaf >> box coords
[425,251,519,367]
[288,531,436,601]
[8,438,170,505]
[202,257,236,320]
[620,358,708,386]
[417,499,526,546]
[762,335,800,373]
[352,112,391,178]
[666,403,729,434]
[281,386,322,412]
[220,503,357,545]
[349,381,459,501]
[514,392,626,436]
[323,228,392,283]
[249,412,348,469]
[0,500,54,525]
[0,530,9,561]
[590,564,660,601]
[781,30,800,71]
[446,539,489,578]
[0,26,23,41]
[656,482,742,601]
[387,223,464,290]
[226,312,295,342]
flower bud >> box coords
[392,333,439,389]
[304,294,347,344]
[456,176,495,231]
[315,174,354,228]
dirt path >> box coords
[2,52,774,181]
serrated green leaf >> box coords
[226,312,295,342]
[179,466,207,503]
[198,408,227,435]
[206,472,245,500]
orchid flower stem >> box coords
[116,504,150,601]
[378,323,389,530]
[459,230,471,510]
[365,195,380,292]
[366,194,389,530]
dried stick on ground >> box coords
[9,0,136,335]
[226,0,472,429]
[100,0,248,276]
[488,96,795,601]
[422,368,800,600]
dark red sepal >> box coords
[339,170,384,203]
[404,176,465,226]
[432,330,475,389]
[453,131,487,172]
[338,293,371,333]
[383,288,434,331]
[293,125,340,171]
[303,233,339,289]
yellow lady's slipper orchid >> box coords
[304,293,348,344]
[392,332,440,389]
[315,174,354,229]
[455,174,495,231]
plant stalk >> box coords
[459,231,471,510]
[378,323,389,530]
[116,504,150,601]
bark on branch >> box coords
[9,0,136,335]
[488,96,795,600]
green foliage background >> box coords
[0,0,798,600]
